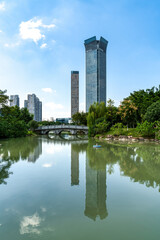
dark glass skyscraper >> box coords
[84,36,108,112]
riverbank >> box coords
[97,135,160,143]
[95,127,160,143]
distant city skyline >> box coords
[1,0,160,119]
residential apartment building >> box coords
[24,94,42,121]
[10,95,20,107]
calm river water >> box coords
[0,135,160,240]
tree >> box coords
[0,105,33,138]
[136,121,155,137]
[0,89,9,106]
[19,107,33,123]
[72,112,88,125]
[87,102,107,136]
[144,101,160,122]
[89,101,106,119]
[95,121,110,134]
[28,120,39,131]
[118,98,137,127]
[128,86,160,122]
[105,99,120,126]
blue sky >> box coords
[0,0,160,119]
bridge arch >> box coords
[35,125,88,136]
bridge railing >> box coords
[36,125,88,130]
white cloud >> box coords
[0,2,5,11]
[40,43,47,49]
[19,18,55,44]
[42,88,53,93]
[45,102,64,110]
[4,42,20,48]
[43,102,70,119]
[41,207,47,213]
[0,30,2,33]
[44,144,63,155]
[42,163,52,168]
[20,213,42,235]
[42,24,55,29]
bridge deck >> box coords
[36,125,88,131]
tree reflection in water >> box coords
[70,140,160,220]
[87,141,160,191]
[0,137,42,185]
[1,136,160,224]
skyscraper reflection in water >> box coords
[84,157,108,221]
[28,138,42,163]
[71,144,79,186]
[70,141,108,220]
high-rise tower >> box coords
[10,95,20,107]
[71,71,79,117]
[24,94,42,121]
[84,36,108,112]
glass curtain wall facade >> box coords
[84,36,108,112]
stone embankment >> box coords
[99,135,160,143]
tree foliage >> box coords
[28,120,39,131]
[118,98,137,127]
[87,101,116,136]
[144,101,160,122]
[105,99,120,125]
[0,96,33,138]
[128,86,160,122]
[72,112,88,125]
[136,121,155,137]
[0,90,9,106]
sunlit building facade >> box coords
[24,94,42,121]
[10,95,20,107]
[71,71,79,117]
[84,36,108,112]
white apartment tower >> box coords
[24,94,42,121]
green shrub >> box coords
[144,101,160,122]
[136,121,155,137]
[95,121,110,134]
[28,120,39,131]
[110,123,125,136]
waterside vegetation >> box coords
[72,85,160,139]
[0,90,36,138]
[1,85,160,139]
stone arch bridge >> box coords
[35,125,88,135]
